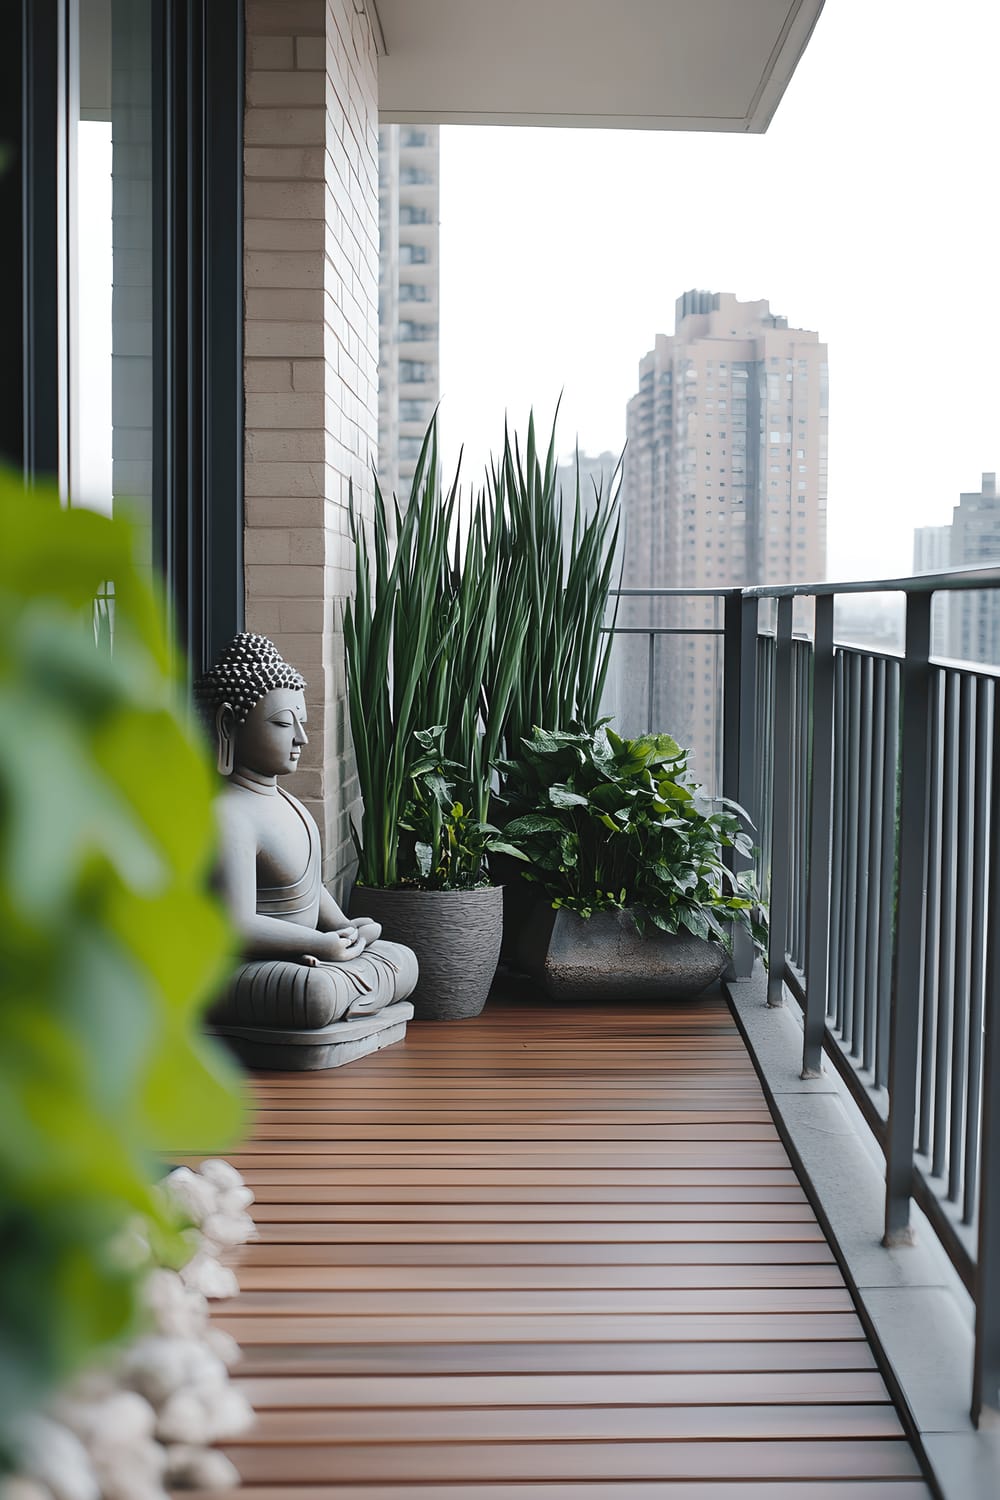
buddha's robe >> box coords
[212,787,417,1030]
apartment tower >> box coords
[377,126,440,505]
[916,473,1000,665]
[620,291,828,785]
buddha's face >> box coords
[233,687,308,778]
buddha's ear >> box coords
[215,702,236,778]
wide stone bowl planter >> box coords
[350,884,503,1020]
[515,902,727,1002]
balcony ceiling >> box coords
[372,0,825,133]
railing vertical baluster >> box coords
[949,674,975,1205]
[803,594,835,1078]
[863,656,886,1077]
[830,649,846,1034]
[723,593,755,980]
[843,654,861,1053]
[722,592,743,810]
[933,671,959,1180]
[919,672,943,1159]
[797,641,811,968]
[767,596,794,1007]
[883,591,933,1248]
[788,644,801,963]
[853,655,873,1060]
[972,674,1000,1427]
[964,678,992,1227]
[646,629,655,736]
[875,659,900,1091]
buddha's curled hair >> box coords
[194,632,307,726]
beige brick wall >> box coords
[244,0,380,893]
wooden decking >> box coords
[194,986,932,1498]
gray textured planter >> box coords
[350,884,503,1020]
[515,903,727,1002]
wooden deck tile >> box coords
[176,989,932,1495]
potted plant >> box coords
[342,419,526,1019]
[498,723,767,1001]
[354,730,521,1020]
[481,409,624,953]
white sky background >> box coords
[438,0,999,581]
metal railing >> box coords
[607,568,1000,1427]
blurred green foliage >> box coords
[0,472,245,1438]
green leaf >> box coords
[0,468,244,1429]
[548,786,589,809]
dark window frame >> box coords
[0,0,245,677]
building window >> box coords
[398,321,437,341]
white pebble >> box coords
[119,1336,227,1407]
[165,1445,240,1490]
[11,1417,99,1500]
[203,1328,242,1370]
[197,1160,245,1193]
[156,1383,253,1446]
[162,1168,217,1224]
[199,1211,255,1249]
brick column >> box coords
[244,0,379,890]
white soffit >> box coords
[372,0,825,133]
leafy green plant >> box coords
[499,723,767,954]
[344,407,622,892]
[344,416,527,889]
[0,471,244,1441]
[486,407,622,758]
[396,728,519,890]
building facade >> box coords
[917,473,1000,666]
[377,124,440,506]
[620,290,828,785]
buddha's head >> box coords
[195,633,308,780]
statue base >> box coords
[210,1000,414,1072]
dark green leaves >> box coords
[0,470,244,1435]
[498,723,767,958]
[343,407,615,891]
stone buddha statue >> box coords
[195,633,417,1068]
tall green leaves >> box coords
[344,421,457,887]
[343,408,621,889]
[487,408,622,756]
[0,472,244,1438]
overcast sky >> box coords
[438,0,998,581]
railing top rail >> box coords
[612,587,742,599]
[613,565,1000,602]
[741,563,1000,600]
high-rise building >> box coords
[917,474,1000,665]
[377,126,440,505]
[620,291,828,786]
[555,448,622,556]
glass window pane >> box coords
[72,0,154,572]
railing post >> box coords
[722,591,742,809]
[972,700,1000,1427]
[883,591,932,1248]
[766,596,794,1007]
[802,594,835,1077]
[725,594,759,980]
